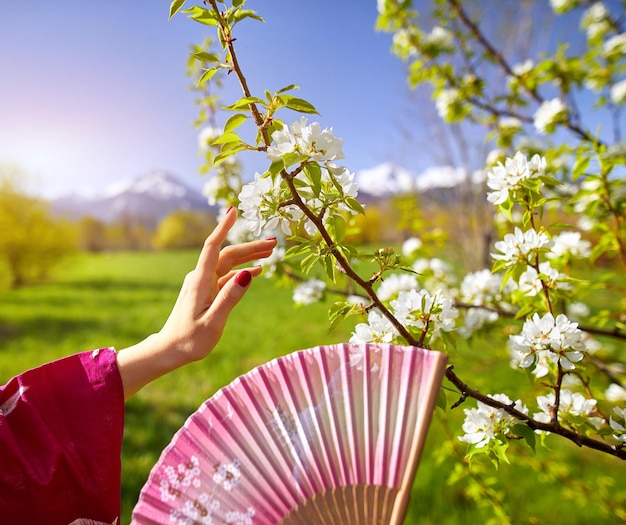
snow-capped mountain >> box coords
[50,171,212,224]
[356,162,485,198]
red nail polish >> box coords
[235,270,252,287]
[227,205,235,214]
[266,237,277,241]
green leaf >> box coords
[280,151,309,169]
[169,0,186,19]
[511,424,536,452]
[211,131,240,145]
[267,160,284,177]
[197,67,219,87]
[345,196,365,214]
[303,162,322,195]
[280,95,319,114]
[322,254,336,282]
[327,214,346,243]
[276,84,299,94]
[232,9,264,23]
[223,96,265,111]
[213,146,246,166]
[224,113,248,133]
[436,387,447,412]
[301,253,319,274]
[283,242,312,259]
[191,51,221,63]
[184,6,219,26]
[328,301,362,333]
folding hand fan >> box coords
[131,343,448,525]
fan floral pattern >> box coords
[132,343,447,525]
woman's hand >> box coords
[116,207,277,399]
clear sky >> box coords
[1,1,622,198]
[0,1,414,197]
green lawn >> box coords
[0,250,624,524]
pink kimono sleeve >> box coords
[0,347,125,525]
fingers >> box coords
[195,208,277,279]
[194,206,238,273]
[215,238,277,277]
[204,270,255,333]
[217,265,263,289]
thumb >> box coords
[207,270,253,330]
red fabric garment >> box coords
[0,348,125,525]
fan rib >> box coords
[292,350,337,491]
[132,344,448,525]
[317,346,350,487]
[274,356,325,497]
[202,397,291,519]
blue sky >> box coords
[1,1,622,198]
[0,1,413,197]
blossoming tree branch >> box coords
[171,0,626,482]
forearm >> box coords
[116,334,191,400]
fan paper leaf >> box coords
[131,343,448,524]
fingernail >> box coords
[235,270,252,287]
[266,237,277,241]
[227,205,235,214]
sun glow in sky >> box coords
[1,1,623,198]
[1,1,410,197]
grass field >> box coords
[1,250,624,524]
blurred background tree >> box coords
[0,164,77,289]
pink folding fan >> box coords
[131,343,448,524]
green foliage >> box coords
[152,210,217,250]
[0,167,77,289]
[1,252,625,523]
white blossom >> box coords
[413,257,456,293]
[517,262,563,296]
[485,149,506,167]
[549,0,579,13]
[391,27,418,59]
[499,117,522,131]
[402,237,423,258]
[198,125,221,151]
[534,390,603,428]
[238,173,303,237]
[534,98,568,134]
[458,307,499,338]
[350,310,398,344]
[609,407,626,442]
[604,33,626,57]
[606,384,626,403]
[390,289,457,337]
[376,273,419,301]
[492,227,554,266]
[460,268,513,307]
[267,117,344,164]
[512,60,533,76]
[547,231,592,259]
[435,89,459,120]
[581,2,610,40]
[259,245,284,278]
[424,26,454,52]
[293,279,326,305]
[509,312,586,374]
[508,59,534,88]
[486,151,546,204]
[566,302,590,321]
[458,393,528,448]
[610,79,626,106]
